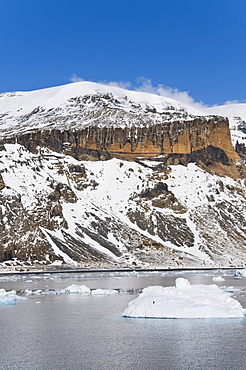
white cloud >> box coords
[104,80,132,90]
[69,74,84,83]
[224,99,246,105]
[134,77,157,94]
[135,77,207,110]
[69,75,132,90]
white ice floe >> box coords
[212,276,225,282]
[234,269,246,278]
[17,284,121,296]
[0,288,26,305]
[91,289,118,295]
[64,285,119,296]
[123,278,246,319]
[64,284,91,295]
[62,284,118,296]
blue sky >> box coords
[0,0,246,105]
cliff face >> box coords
[15,116,239,166]
[11,114,241,182]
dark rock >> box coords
[0,173,5,190]
[139,182,169,199]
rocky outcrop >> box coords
[236,141,246,162]
[0,173,5,190]
[8,115,240,180]
[14,116,239,164]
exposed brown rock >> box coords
[0,173,5,190]
[13,116,239,166]
[236,141,246,162]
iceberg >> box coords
[123,278,246,319]
[0,288,26,305]
[91,289,118,295]
[63,285,118,295]
[234,269,246,278]
[212,276,225,282]
[64,284,91,295]
[19,285,121,296]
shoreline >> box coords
[0,266,243,277]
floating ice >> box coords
[212,276,225,282]
[123,278,246,319]
[63,285,118,295]
[18,284,121,296]
[0,288,26,305]
[64,284,91,295]
[234,269,246,278]
[91,289,118,295]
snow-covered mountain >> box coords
[0,82,246,271]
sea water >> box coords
[0,270,245,370]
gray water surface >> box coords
[0,270,245,370]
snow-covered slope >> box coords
[205,103,246,122]
[0,143,246,269]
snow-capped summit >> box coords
[0,80,204,118]
[0,81,206,137]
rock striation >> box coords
[13,116,239,166]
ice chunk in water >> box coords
[0,288,26,305]
[123,278,246,319]
[91,289,118,295]
[65,284,90,295]
[212,276,225,282]
[234,269,246,278]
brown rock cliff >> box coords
[13,116,239,164]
